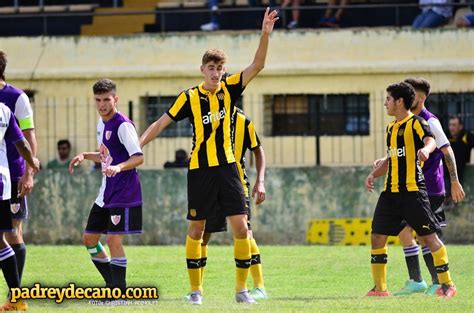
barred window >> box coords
[264,94,370,136]
[426,92,474,130]
[142,95,192,137]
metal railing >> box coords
[0,2,472,35]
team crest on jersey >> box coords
[99,143,113,171]
[189,209,197,217]
[398,129,404,136]
[10,203,20,214]
[111,215,121,225]
[217,92,225,101]
[105,131,112,140]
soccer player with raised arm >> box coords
[0,102,39,311]
[372,78,464,296]
[0,51,38,289]
[198,107,267,301]
[140,8,278,305]
[365,82,456,298]
[69,79,144,292]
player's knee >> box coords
[233,223,249,239]
[371,233,387,248]
[188,222,205,240]
[106,235,123,249]
[83,234,99,247]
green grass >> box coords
[1,245,473,312]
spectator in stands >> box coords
[201,1,277,31]
[164,149,189,168]
[201,0,220,31]
[446,116,474,182]
[454,5,474,27]
[47,139,72,170]
[443,116,473,207]
[318,0,348,28]
[412,0,452,29]
[281,0,300,29]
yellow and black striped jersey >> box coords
[232,108,261,198]
[384,113,434,193]
[167,72,245,170]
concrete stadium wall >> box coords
[23,166,474,245]
[2,28,474,168]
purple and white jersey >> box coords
[0,103,25,200]
[418,108,450,196]
[94,112,143,208]
[0,84,34,182]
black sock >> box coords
[11,244,25,284]
[92,257,113,287]
[110,257,127,290]
[0,247,20,290]
[403,245,422,282]
[422,246,439,284]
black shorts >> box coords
[400,195,446,230]
[205,198,252,233]
[372,190,440,237]
[10,181,28,220]
[187,163,247,221]
[84,204,143,235]
[429,195,446,227]
[0,200,14,232]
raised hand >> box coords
[262,7,279,35]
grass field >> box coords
[0,245,472,312]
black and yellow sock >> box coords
[250,239,264,289]
[200,244,208,285]
[186,236,202,292]
[432,245,453,286]
[371,247,388,292]
[234,238,251,293]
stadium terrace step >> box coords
[81,6,156,35]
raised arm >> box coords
[241,8,279,87]
[140,113,173,148]
[252,146,266,205]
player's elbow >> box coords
[135,154,144,166]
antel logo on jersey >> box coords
[388,146,406,157]
[202,107,226,125]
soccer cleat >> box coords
[425,284,441,295]
[394,279,428,296]
[435,284,457,299]
[249,288,268,301]
[365,287,390,297]
[235,289,256,304]
[0,300,28,311]
[200,22,219,31]
[188,291,202,305]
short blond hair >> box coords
[202,48,227,65]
